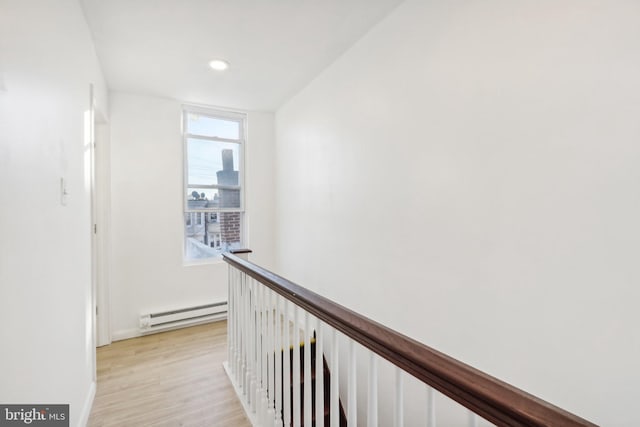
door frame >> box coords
[90,85,112,349]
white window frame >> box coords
[182,105,246,263]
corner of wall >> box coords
[78,381,96,427]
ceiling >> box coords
[80,0,404,111]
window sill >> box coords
[183,257,225,267]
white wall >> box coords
[275,1,640,426]
[0,0,108,425]
[109,92,274,339]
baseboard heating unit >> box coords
[139,301,227,333]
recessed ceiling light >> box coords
[208,59,229,71]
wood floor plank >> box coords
[88,321,250,427]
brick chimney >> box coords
[216,149,240,246]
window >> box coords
[183,106,245,261]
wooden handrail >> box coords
[229,248,253,255]
[222,252,598,427]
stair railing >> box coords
[223,252,598,427]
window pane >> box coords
[186,187,219,208]
[186,113,240,140]
[187,138,240,186]
[186,187,240,209]
[184,212,243,260]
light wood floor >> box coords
[88,321,251,427]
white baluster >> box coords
[227,266,234,376]
[330,329,339,427]
[266,289,276,422]
[292,306,301,427]
[239,273,245,392]
[468,411,479,427]
[304,312,312,427]
[348,340,357,426]
[245,276,252,398]
[283,299,292,427]
[256,283,264,421]
[251,278,259,413]
[261,285,269,426]
[249,278,257,412]
[394,367,403,427]
[236,270,241,387]
[237,270,243,385]
[241,273,248,395]
[368,352,378,427]
[315,319,324,427]
[426,386,436,427]
[233,269,240,382]
[274,294,283,427]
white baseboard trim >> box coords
[111,317,227,342]
[78,380,96,427]
[111,328,141,342]
[223,362,259,427]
